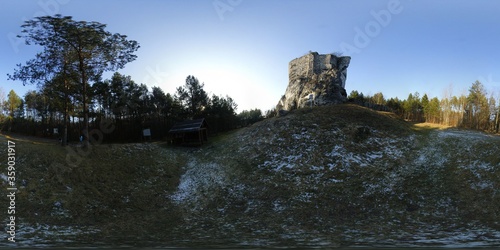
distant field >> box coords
[413,122,452,130]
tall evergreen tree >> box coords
[4,90,23,131]
[466,81,489,130]
[9,15,140,147]
[421,94,429,121]
[372,92,386,105]
[175,75,209,118]
[5,90,23,119]
[427,97,440,124]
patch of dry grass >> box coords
[413,122,452,130]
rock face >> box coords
[276,52,351,111]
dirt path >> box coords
[438,128,500,141]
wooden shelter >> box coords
[168,118,209,145]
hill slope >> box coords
[170,104,500,247]
[1,104,499,248]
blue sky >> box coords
[1,0,500,112]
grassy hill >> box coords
[1,104,499,247]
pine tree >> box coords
[466,81,489,130]
[9,15,139,146]
[175,75,209,118]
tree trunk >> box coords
[79,52,89,148]
[63,115,68,146]
[62,82,70,146]
[62,55,69,146]
[495,111,499,133]
[62,96,68,146]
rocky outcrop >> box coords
[276,52,351,112]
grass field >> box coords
[1,104,499,247]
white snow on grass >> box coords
[461,160,496,172]
[324,134,412,170]
[170,117,500,248]
[272,200,285,212]
[261,153,304,171]
[171,160,227,204]
[409,228,500,248]
[1,223,100,248]
[438,129,500,141]
[0,173,8,183]
[430,130,498,191]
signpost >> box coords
[142,128,151,141]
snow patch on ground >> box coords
[325,134,414,170]
[260,154,303,171]
[438,129,500,141]
[0,173,8,183]
[171,160,227,204]
[169,119,500,248]
[406,228,500,248]
[0,223,100,248]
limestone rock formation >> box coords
[276,52,351,112]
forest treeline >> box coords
[2,15,263,144]
[0,73,264,143]
[2,78,499,143]
[348,80,500,133]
